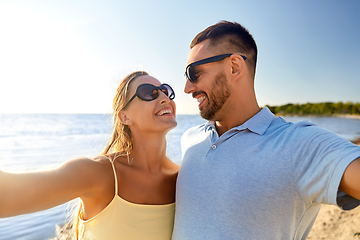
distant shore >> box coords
[266,101,360,117]
[276,113,360,120]
[334,114,360,120]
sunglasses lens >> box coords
[138,84,158,100]
[185,66,196,83]
[161,84,175,100]
[137,84,175,101]
[160,86,169,96]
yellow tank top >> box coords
[79,159,175,240]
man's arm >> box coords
[339,157,360,200]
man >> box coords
[173,21,360,239]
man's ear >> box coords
[118,111,132,125]
[228,54,243,81]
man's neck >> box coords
[214,105,261,136]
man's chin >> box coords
[199,109,215,121]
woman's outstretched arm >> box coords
[0,158,102,218]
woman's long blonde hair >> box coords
[101,70,149,156]
[72,71,149,239]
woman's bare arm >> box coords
[0,158,102,218]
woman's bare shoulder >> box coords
[63,156,106,167]
[66,156,115,196]
[164,158,179,175]
[61,156,112,179]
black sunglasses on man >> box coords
[185,53,247,84]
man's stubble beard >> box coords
[200,72,231,120]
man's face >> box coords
[184,40,231,120]
[200,71,230,120]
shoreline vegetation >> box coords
[266,101,360,119]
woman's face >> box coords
[122,75,177,133]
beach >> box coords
[307,204,360,240]
[307,139,360,240]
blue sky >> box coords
[0,0,359,114]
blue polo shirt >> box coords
[173,107,360,240]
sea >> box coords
[0,113,360,240]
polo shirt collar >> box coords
[204,107,274,135]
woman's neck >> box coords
[130,132,168,173]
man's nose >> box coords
[184,79,195,94]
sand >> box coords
[307,204,360,240]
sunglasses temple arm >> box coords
[123,94,137,109]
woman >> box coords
[0,71,179,239]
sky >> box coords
[0,0,359,114]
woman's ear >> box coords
[119,111,132,125]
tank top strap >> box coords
[108,156,118,196]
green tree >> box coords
[265,101,360,116]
